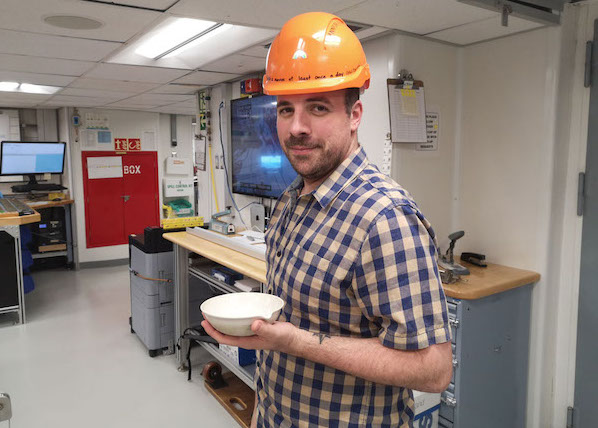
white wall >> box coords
[456,20,580,428]
[67,108,193,263]
[358,33,460,249]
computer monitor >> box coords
[230,95,297,199]
[0,141,66,192]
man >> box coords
[202,12,452,427]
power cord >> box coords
[129,268,171,283]
[218,101,247,227]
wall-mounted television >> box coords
[230,95,296,199]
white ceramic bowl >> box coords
[200,293,285,337]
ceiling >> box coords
[0,0,560,115]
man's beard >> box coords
[283,135,344,182]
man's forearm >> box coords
[250,391,258,428]
[291,329,452,392]
[201,319,452,392]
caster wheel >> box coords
[202,361,226,388]
[129,317,135,334]
[148,349,160,358]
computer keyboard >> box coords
[11,183,66,192]
[0,197,35,217]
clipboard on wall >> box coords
[387,78,427,143]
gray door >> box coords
[574,18,598,428]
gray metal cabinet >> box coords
[439,285,532,428]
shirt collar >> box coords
[313,146,368,209]
[283,146,369,208]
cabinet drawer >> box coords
[449,317,459,344]
[440,388,456,422]
[439,415,454,428]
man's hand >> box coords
[201,319,300,354]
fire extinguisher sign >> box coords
[114,138,142,151]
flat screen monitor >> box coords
[231,95,296,199]
[0,141,66,175]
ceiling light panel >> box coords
[84,63,189,84]
[108,17,277,70]
[338,0,497,35]
[0,29,121,62]
[0,71,75,87]
[0,0,160,42]
[135,18,219,59]
[0,54,96,77]
[0,82,61,95]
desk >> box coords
[439,262,540,428]
[0,210,40,324]
[163,231,266,388]
[24,199,75,268]
[164,231,540,427]
[1,198,75,325]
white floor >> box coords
[0,265,236,428]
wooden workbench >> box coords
[164,231,267,284]
[0,211,40,226]
[442,261,540,300]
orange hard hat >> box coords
[263,12,370,95]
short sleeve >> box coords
[352,204,451,350]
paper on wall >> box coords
[87,156,123,179]
[143,131,156,150]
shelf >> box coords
[32,251,67,259]
[199,342,255,390]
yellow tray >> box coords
[161,216,204,230]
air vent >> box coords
[344,21,374,33]
[44,15,104,30]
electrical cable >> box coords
[218,101,247,227]
[208,143,220,212]
[129,268,171,283]
[238,201,261,212]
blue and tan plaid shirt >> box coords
[256,146,450,427]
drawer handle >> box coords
[449,318,460,328]
[441,395,457,407]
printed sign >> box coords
[124,165,141,175]
[417,112,439,151]
[87,156,123,179]
[114,138,142,151]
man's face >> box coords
[276,89,361,184]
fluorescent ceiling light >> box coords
[20,84,61,94]
[163,24,232,59]
[135,18,227,60]
[0,82,61,94]
[0,81,20,91]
